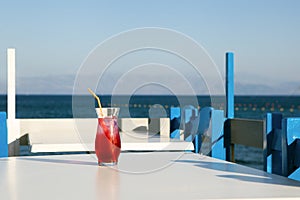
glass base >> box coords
[98,161,118,166]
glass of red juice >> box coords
[95,107,121,166]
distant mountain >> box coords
[1,74,300,95]
[235,81,300,95]
[17,75,75,94]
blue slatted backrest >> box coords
[282,117,300,181]
[170,106,225,158]
[265,113,283,174]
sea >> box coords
[1,95,300,170]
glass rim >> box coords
[96,107,120,110]
[95,107,120,118]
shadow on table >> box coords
[18,157,97,166]
[173,159,300,187]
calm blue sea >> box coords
[1,95,300,119]
[1,95,300,170]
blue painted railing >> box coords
[170,104,300,181]
[264,114,300,181]
[223,51,300,181]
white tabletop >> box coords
[0,152,300,200]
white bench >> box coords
[18,118,193,153]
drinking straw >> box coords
[87,88,103,117]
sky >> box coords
[0,0,300,95]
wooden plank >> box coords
[230,118,265,149]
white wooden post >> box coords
[7,48,20,156]
[7,48,16,120]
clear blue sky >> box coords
[0,0,300,95]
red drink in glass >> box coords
[95,108,121,166]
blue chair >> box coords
[170,106,225,159]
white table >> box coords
[1,152,300,200]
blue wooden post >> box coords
[211,110,225,160]
[282,118,300,181]
[170,107,181,139]
[226,52,234,119]
[265,113,283,174]
[194,135,199,153]
[225,52,234,161]
[0,112,8,157]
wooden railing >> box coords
[224,114,300,181]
